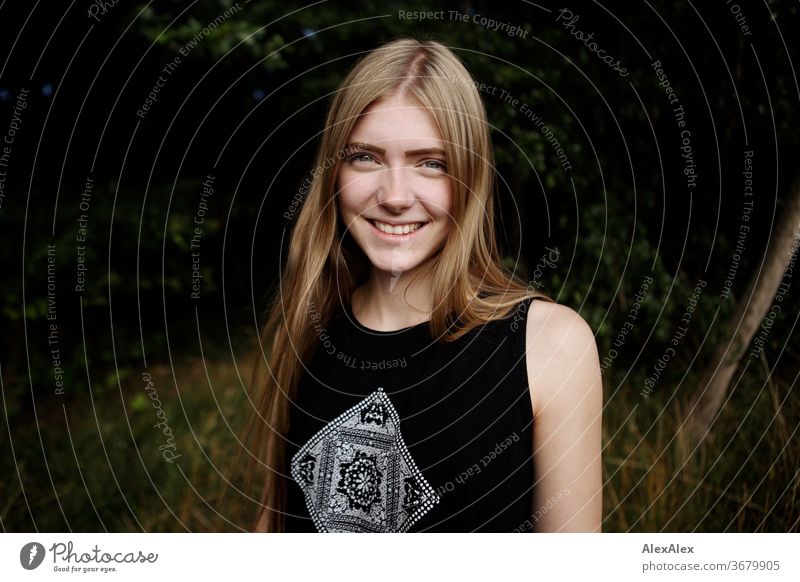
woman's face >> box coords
[336,92,452,278]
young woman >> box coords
[248,38,602,533]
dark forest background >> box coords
[1,0,798,532]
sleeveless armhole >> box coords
[521,296,541,417]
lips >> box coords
[371,219,426,234]
[367,218,429,239]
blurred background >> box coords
[0,0,798,532]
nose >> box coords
[376,165,414,213]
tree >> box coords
[683,169,800,444]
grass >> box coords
[603,351,800,532]
[1,337,798,532]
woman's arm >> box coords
[526,300,603,532]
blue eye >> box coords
[422,159,447,171]
[346,153,376,163]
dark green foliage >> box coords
[1,0,797,531]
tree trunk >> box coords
[684,169,800,443]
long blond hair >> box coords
[245,37,554,532]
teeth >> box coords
[373,220,424,235]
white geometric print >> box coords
[290,387,440,532]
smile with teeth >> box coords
[370,219,426,235]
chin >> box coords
[367,254,425,275]
[366,243,448,276]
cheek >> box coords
[337,170,375,216]
[336,190,355,221]
[336,175,360,220]
[426,184,453,221]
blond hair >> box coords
[245,37,553,532]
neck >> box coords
[351,264,436,331]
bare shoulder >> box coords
[524,300,597,357]
[524,300,601,417]
[524,299,604,531]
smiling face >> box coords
[336,92,452,278]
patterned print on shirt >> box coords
[290,387,440,532]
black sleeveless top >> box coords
[284,297,537,532]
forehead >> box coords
[348,93,444,148]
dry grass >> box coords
[2,344,797,531]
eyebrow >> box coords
[344,142,447,157]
